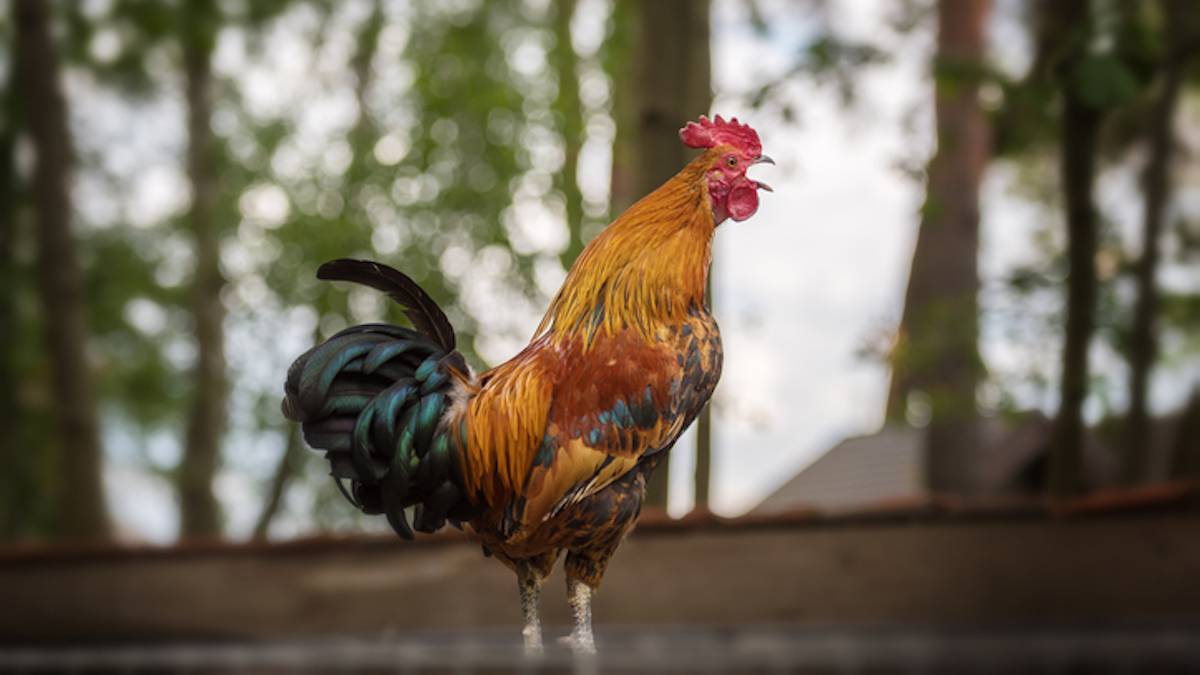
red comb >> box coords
[679,115,762,156]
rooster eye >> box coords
[726,156,738,168]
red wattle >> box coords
[727,182,760,221]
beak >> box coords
[752,155,774,192]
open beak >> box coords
[752,155,774,191]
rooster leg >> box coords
[565,576,596,654]
[517,563,544,655]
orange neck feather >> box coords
[459,151,721,507]
[537,150,718,345]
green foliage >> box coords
[994,0,1156,157]
[226,0,573,531]
[986,0,1200,423]
[747,32,887,119]
[1070,53,1141,111]
[0,208,60,541]
[1160,291,1200,350]
[84,228,188,426]
[61,0,175,95]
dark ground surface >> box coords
[7,507,1200,643]
[6,491,1200,673]
[3,624,1200,674]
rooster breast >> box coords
[473,305,722,568]
[667,305,723,432]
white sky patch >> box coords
[692,0,931,514]
[238,183,291,228]
[128,165,192,228]
[106,465,177,544]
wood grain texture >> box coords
[3,511,1198,643]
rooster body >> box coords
[283,116,770,653]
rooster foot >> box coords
[522,625,544,656]
[557,632,597,655]
[564,577,597,654]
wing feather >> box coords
[509,331,684,532]
[463,318,719,540]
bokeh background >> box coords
[5,0,1200,542]
[5,0,1200,669]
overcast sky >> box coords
[689,0,930,514]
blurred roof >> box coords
[751,414,1140,515]
[754,424,923,514]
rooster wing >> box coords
[495,314,720,539]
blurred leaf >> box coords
[1071,52,1141,110]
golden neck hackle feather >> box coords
[537,148,722,346]
[459,148,725,506]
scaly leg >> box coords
[565,532,628,655]
[566,577,596,654]
[517,564,544,655]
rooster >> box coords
[282,115,771,653]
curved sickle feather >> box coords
[317,259,457,353]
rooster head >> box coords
[679,115,773,224]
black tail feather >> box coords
[281,261,478,539]
[317,259,458,353]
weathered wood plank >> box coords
[3,512,1199,643]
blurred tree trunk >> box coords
[179,0,224,537]
[1169,388,1200,479]
[346,0,383,179]
[13,0,111,539]
[610,0,711,508]
[553,0,586,269]
[1047,0,1100,497]
[1122,0,1191,485]
[0,63,23,539]
[607,0,635,218]
[609,0,711,213]
[886,0,990,493]
[252,424,303,541]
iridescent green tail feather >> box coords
[281,260,476,538]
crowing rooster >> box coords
[282,116,771,653]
